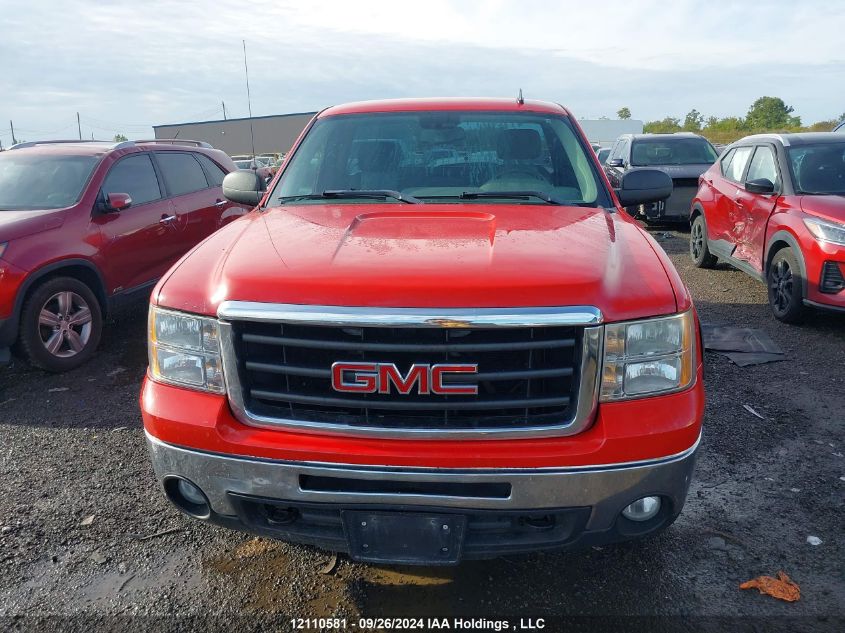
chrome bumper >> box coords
[146,432,699,533]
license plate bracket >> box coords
[343,511,466,565]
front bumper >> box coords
[146,431,699,561]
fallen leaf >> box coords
[740,571,800,602]
[80,515,95,527]
[320,553,338,575]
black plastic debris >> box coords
[701,325,785,367]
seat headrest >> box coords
[497,128,542,160]
[356,140,402,171]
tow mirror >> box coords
[222,169,266,206]
[745,178,775,194]
[616,168,673,207]
[105,192,132,212]
[607,158,624,168]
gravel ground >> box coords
[0,226,843,632]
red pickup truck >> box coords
[141,98,704,565]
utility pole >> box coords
[77,112,82,140]
[10,120,16,145]
[222,101,227,120]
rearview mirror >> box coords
[745,178,775,194]
[607,158,624,168]
[105,192,132,212]
[616,168,673,207]
[222,170,266,207]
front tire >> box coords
[767,248,805,324]
[18,277,103,372]
[690,215,717,268]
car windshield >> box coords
[787,142,845,195]
[270,111,611,207]
[630,138,718,166]
[0,154,100,210]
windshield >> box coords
[0,154,100,210]
[630,138,718,166]
[787,142,845,195]
[270,111,611,207]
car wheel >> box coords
[690,215,717,268]
[18,277,103,372]
[767,248,805,324]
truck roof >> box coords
[320,97,570,118]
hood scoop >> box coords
[331,211,497,265]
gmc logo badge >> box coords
[331,362,478,395]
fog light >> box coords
[177,479,206,505]
[622,496,661,522]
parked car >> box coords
[0,139,244,371]
[690,132,845,322]
[142,97,703,565]
[596,147,611,164]
[231,154,274,183]
[605,133,719,222]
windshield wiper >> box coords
[278,189,420,204]
[458,190,563,205]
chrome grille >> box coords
[218,303,603,438]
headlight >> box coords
[804,217,845,246]
[600,311,695,401]
[148,306,224,393]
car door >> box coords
[93,153,187,294]
[194,153,246,229]
[705,146,753,251]
[154,151,225,249]
[732,144,780,271]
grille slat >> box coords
[244,361,573,382]
[251,389,571,411]
[241,333,576,352]
[233,321,582,430]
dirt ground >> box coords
[1,226,843,632]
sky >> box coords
[1,0,843,144]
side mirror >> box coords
[745,178,775,194]
[105,192,132,212]
[222,169,266,206]
[607,158,624,168]
[616,168,673,207]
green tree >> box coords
[683,109,703,131]
[113,133,128,142]
[643,117,682,134]
[617,107,631,120]
[746,97,801,129]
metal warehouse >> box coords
[152,112,317,156]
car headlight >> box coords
[600,310,695,401]
[148,306,224,393]
[804,217,845,246]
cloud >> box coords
[1,0,842,143]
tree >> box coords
[683,109,703,131]
[746,97,800,129]
[643,117,681,134]
[617,107,631,120]
[113,133,128,142]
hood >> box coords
[155,204,681,323]
[0,208,66,243]
[799,195,845,224]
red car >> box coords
[142,98,704,564]
[690,133,845,322]
[0,139,244,371]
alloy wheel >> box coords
[37,291,93,358]
[770,259,794,313]
[691,222,704,259]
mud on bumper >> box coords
[146,432,699,563]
